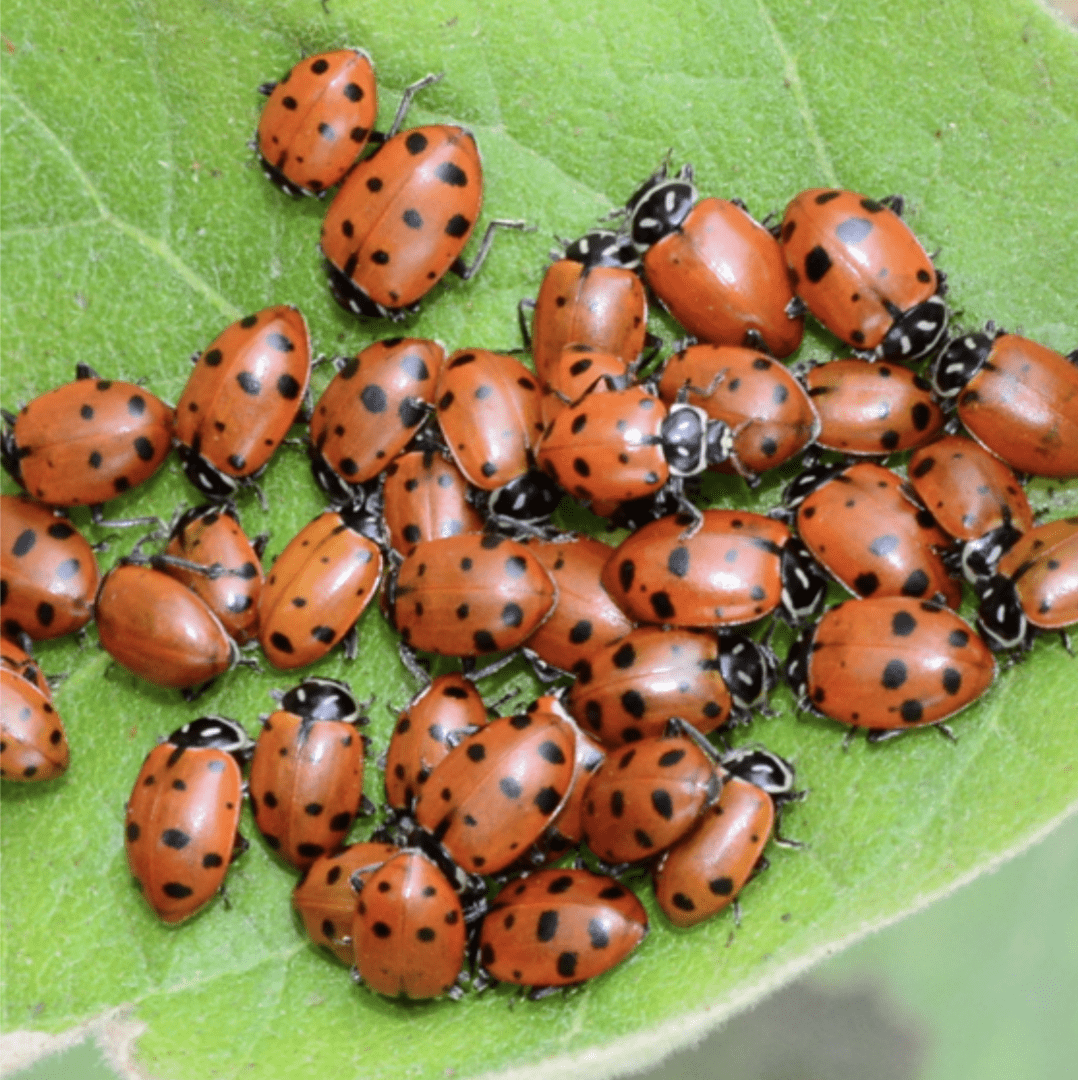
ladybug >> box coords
[654,747,802,927]
[624,161,803,357]
[477,868,648,994]
[1,644,69,782]
[412,707,578,875]
[906,435,1033,580]
[259,507,384,670]
[175,306,312,500]
[256,48,379,197]
[931,330,1078,479]
[1,364,173,520]
[384,673,489,811]
[351,848,468,999]
[158,503,265,645]
[0,635,52,699]
[581,725,721,865]
[787,596,996,738]
[524,231,647,384]
[96,563,241,692]
[779,188,948,360]
[308,337,445,504]
[975,517,1078,652]
[540,345,630,428]
[1,495,99,641]
[790,461,962,608]
[657,344,821,483]
[248,678,369,871]
[381,449,483,556]
[293,841,400,964]
[521,534,635,678]
[124,716,253,923]
[802,357,944,455]
[600,509,827,629]
[383,533,558,661]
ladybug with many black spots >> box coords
[1,639,69,782]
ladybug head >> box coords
[718,634,779,712]
[169,502,235,541]
[779,539,829,624]
[177,443,240,500]
[339,487,387,547]
[784,626,814,700]
[484,469,564,525]
[931,332,993,398]
[720,746,797,798]
[781,461,847,511]
[308,444,367,508]
[279,677,362,724]
[1,413,24,486]
[626,175,697,248]
[168,716,253,754]
[975,573,1028,651]
[562,230,640,273]
[879,295,949,363]
[661,403,711,476]
[960,516,1023,584]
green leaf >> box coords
[2,1,1076,1078]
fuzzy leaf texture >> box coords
[1,1,1076,1079]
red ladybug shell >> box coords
[310,338,445,491]
[322,125,483,316]
[540,345,629,428]
[257,49,378,196]
[907,435,1033,543]
[161,504,263,644]
[175,306,311,496]
[804,358,944,455]
[538,385,668,504]
[412,708,577,874]
[780,188,939,352]
[658,345,820,478]
[0,663,68,781]
[436,350,543,491]
[582,733,720,863]
[601,510,791,627]
[479,868,648,988]
[643,197,803,358]
[293,842,400,964]
[1,495,99,640]
[386,533,557,658]
[653,774,773,927]
[531,254,647,384]
[352,849,466,999]
[522,535,635,676]
[794,597,995,730]
[124,718,250,923]
[995,517,1078,632]
[5,369,173,507]
[0,637,51,699]
[381,449,483,555]
[384,673,489,810]
[259,509,383,669]
[96,564,237,689]
[567,627,732,747]
[797,462,961,608]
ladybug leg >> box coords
[359,793,378,817]
[397,640,432,686]
[256,80,277,96]
[521,648,569,685]
[230,830,250,862]
[89,504,162,530]
[841,726,860,752]
[340,623,359,661]
[1066,349,1078,367]
[517,298,535,350]
[784,295,808,319]
[934,723,958,744]
[384,71,444,139]
[467,650,521,683]
[879,194,906,217]
[451,220,533,282]
[74,362,101,380]
[865,728,906,744]
[1060,629,1073,656]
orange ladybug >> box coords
[1,640,69,782]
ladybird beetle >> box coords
[787,596,996,737]
[1,364,173,517]
[791,461,962,608]
[384,673,489,812]
[0,635,52,699]
[779,188,948,360]
[384,533,557,660]
[803,357,944,455]
[352,848,467,999]
[654,747,801,927]
[249,678,368,871]
[477,868,648,994]
[540,345,630,429]
[932,330,1078,479]
[581,725,721,865]
[96,563,240,691]
[1,495,99,641]
[1,651,69,781]
[308,337,445,503]
[906,435,1033,581]
[521,534,635,678]
[158,503,264,645]
[293,841,401,964]
[124,716,253,923]
[175,306,311,500]
[600,509,827,628]
[412,706,578,875]
[657,344,820,482]
[259,507,384,670]
[381,449,483,556]
[976,517,1078,652]
[625,162,803,357]
[525,231,647,383]
[256,48,379,197]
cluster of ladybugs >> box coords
[2,45,1077,1001]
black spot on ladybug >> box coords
[556,952,578,978]
[311,626,335,644]
[851,330,866,345]
[709,876,734,896]
[534,786,560,814]
[467,743,486,763]
[339,457,358,476]
[667,546,690,577]
[163,882,194,899]
[371,250,390,265]
[750,585,766,602]
[949,629,969,648]
[501,602,523,628]
[584,700,602,731]
[445,214,470,238]
[172,779,186,791]
[270,631,294,654]
[804,245,832,283]
[499,776,523,799]
[402,208,423,230]
[202,853,223,869]
[228,454,246,471]
[80,404,94,420]
[237,372,261,395]
[891,610,917,636]
[917,268,932,283]
[12,529,36,557]
[504,555,527,578]
[342,79,364,100]
[436,161,468,186]
[634,828,654,848]
[298,843,326,859]
[481,462,497,478]
[326,865,342,885]
[651,789,674,819]
[276,374,301,400]
[318,122,335,140]
[900,699,924,724]
[537,740,566,765]
[650,592,675,619]
[88,451,103,469]
[474,629,497,652]
[880,429,900,451]
[613,643,636,669]
[942,667,962,695]
[47,522,74,540]
[405,131,428,155]
[372,921,392,938]
[304,802,324,817]
[126,822,140,842]
[569,620,592,645]
[361,385,388,413]
[911,403,932,431]
[366,177,383,194]
[901,569,930,597]
[618,559,635,591]
[536,910,559,941]
[330,812,351,830]
[620,690,645,718]
[869,534,899,558]
[161,828,191,850]
[882,659,908,689]
[36,603,54,627]
[672,892,696,911]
